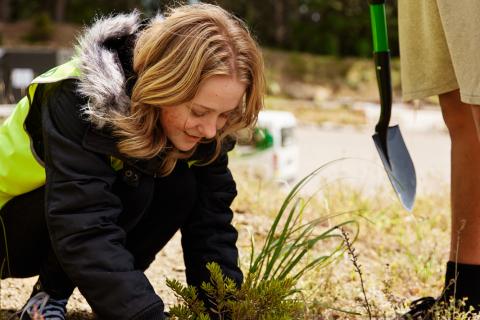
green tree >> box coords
[207,0,398,57]
[7,0,399,57]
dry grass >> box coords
[0,20,79,48]
[264,95,367,127]
[0,108,469,318]
[230,166,477,319]
[0,157,474,319]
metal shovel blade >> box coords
[373,125,416,211]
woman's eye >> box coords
[192,109,207,117]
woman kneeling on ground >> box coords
[0,4,264,320]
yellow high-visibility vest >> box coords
[0,59,81,209]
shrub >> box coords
[24,12,54,43]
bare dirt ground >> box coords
[1,233,185,319]
[0,212,271,319]
[0,118,451,318]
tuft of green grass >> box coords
[167,166,360,319]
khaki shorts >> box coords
[398,0,480,104]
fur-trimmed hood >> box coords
[74,11,163,128]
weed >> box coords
[340,227,372,319]
[168,166,359,319]
[167,262,303,320]
[381,264,403,316]
[428,298,478,320]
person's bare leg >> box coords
[401,91,480,315]
[439,89,480,263]
[471,106,480,139]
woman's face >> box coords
[160,75,246,151]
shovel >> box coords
[369,0,416,211]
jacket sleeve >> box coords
[181,140,244,292]
[41,80,165,320]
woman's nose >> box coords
[199,117,218,139]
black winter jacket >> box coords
[30,12,242,320]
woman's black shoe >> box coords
[399,297,437,320]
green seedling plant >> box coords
[167,164,360,319]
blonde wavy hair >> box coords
[113,3,264,176]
